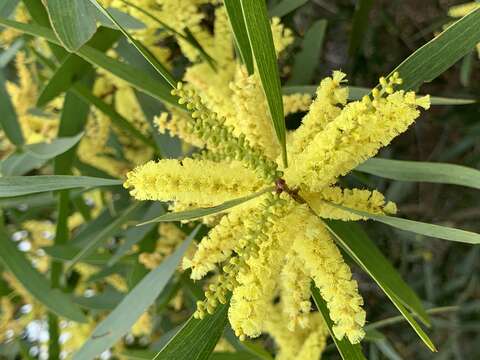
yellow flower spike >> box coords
[448,2,480,18]
[285,76,430,192]
[287,71,347,158]
[228,195,295,338]
[263,303,328,360]
[303,187,397,221]
[124,158,266,205]
[283,93,312,116]
[230,68,280,159]
[271,17,294,55]
[183,206,257,280]
[286,205,366,344]
[280,250,312,331]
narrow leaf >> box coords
[335,205,480,245]
[0,18,179,107]
[223,0,254,74]
[0,230,87,322]
[311,285,367,360]
[356,158,480,190]
[25,132,84,159]
[37,27,120,106]
[288,19,327,85]
[0,0,19,17]
[72,226,199,360]
[139,187,274,225]
[87,0,176,88]
[44,0,97,51]
[389,8,480,90]
[324,220,430,325]
[154,302,229,360]
[65,203,143,270]
[348,0,375,57]
[240,0,287,166]
[269,0,308,18]
[0,176,122,197]
[0,71,23,145]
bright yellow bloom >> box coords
[287,205,366,343]
[303,186,397,221]
[125,68,430,348]
[285,74,430,192]
[124,158,266,206]
[283,93,312,116]
[264,303,328,360]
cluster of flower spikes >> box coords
[124,70,430,349]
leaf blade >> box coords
[44,0,97,52]
[240,0,287,166]
[72,226,199,360]
[0,176,122,197]
[356,158,480,190]
[0,230,87,322]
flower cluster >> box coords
[124,67,430,349]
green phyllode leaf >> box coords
[239,0,288,166]
[44,0,98,52]
[72,226,199,360]
[0,230,87,322]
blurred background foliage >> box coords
[0,0,479,359]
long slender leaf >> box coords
[282,85,476,105]
[288,19,327,85]
[44,0,97,52]
[65,202,143,271]
[223,0,254,74]
[324,220,430,325]
[311,285,367,360]
[356,158,480,190]
[0,18,179,107]
[154,302,229,360]
[0,176,122,197]
[240,0,287,166]
[87,0,176,88]
[0,0,19,17]
[389,8,480,90]
[269,0,308,18]
[108,202,164,266]
[139,187,274,225]
[0,38,24,67]
[0,71,23,145]
[72,226,199,360]
[72,83,156,148]
[335,205,480,245]
[26,132,84,159]
[0,230,87,322]
[0,133,84,175]
[37,27,121,106]
[348,0,375,57]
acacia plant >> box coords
[0,0,479,359]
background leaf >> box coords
[240,0,287,166]
[72,226,199,360]
[356,158,480,190]
[44,0,97,52]
[154,302,229,360]
[269,0,308,18]
[0,176,122,197]
[0,71,23,145]
[223,0,254,74]
[389,8,480,90]
[0,230,87,322]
